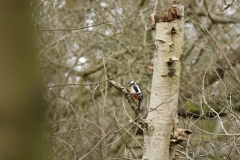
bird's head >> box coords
[128,80,136,86]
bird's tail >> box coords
[138,100,141,112]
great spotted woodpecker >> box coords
[128,80,143,111]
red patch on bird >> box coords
[133,94,140,100]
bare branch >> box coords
[108,80,139,115]
[38,7,140,31]
[204,26,240,85]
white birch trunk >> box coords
[142,8,184,160]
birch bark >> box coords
[142,6,184,160]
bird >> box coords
[128,80,143,111]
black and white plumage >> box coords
[128,80,143,111]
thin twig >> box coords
[44,49,142,89]
[78,89,186,159]
[38,7,140,31]
[203,25,240,85]
[218,0,234,11]
[108,80,139,115]
[113,117,138,159]
[31,0,47,14]
[79,114,144,159]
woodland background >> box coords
[27,0,240,159]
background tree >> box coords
[0,0,45,160]
[33,0,240,159]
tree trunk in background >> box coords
[0,1,44,160]
[142,7,184,160]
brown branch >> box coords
[38,7,140,31]
[108,80,148,129]
[113,119,137,159]
[108,80,139,115]
[218,0,234,11]
[204,26,240,85]
[31,0,47,14]
[208,12,239,24]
